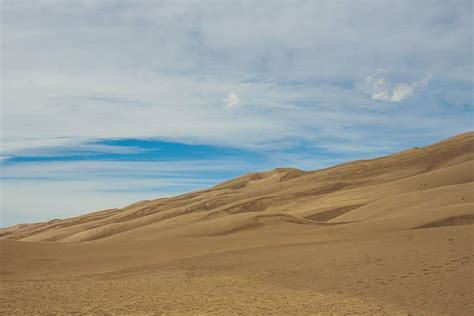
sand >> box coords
[1,131,473,314]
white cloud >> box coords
[390,83,416,102]
[363,70,432,102]
[224,92,240,108]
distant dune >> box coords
[1,132,473,314]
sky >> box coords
[1,0,473,226]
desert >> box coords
[1,132,473,314]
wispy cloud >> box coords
[361,70,432,102]
[224,92,241,109]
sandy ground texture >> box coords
[1,131,473,314]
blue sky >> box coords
[1,0,473,226]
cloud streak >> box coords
[363,70,432,102]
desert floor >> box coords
[1,224,473,314]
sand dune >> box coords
[1,132,473,314]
